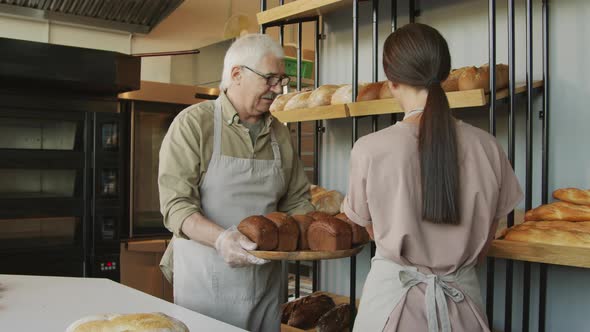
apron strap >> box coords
[212,99,223,158]
[399,269,465,332]
[269,127,282,167]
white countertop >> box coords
[0,274,246,331]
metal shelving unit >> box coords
[259,0,552,331]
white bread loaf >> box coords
[525,201,590,222]
[66,312,189,332]
[503,221,590,248]
[553,188,590,206]
[308,85,341,107]
[284,91,313,111]
[330,82,382,104]
[270,91,298,112]
[311,190,344,216]
[458,64,509,92]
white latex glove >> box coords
[214,226,269,268]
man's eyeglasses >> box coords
[241,66,290,87]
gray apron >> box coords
[353,253,490,332]
[173,99,286,332]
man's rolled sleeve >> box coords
[343,142,372,227]
[277,150,315,215]
[158,112,203,239]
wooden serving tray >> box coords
[249,243,368,261]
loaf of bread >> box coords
[331,82,382,104]
[316,303,351,332]
[310,184,328,197]
[308,85,341,107]
[441,66,469,92]
[270,91,298,112]
[378,80,393,99]
[458,64,509,92]
[335,213,370,245]
[292,214,315,250]
[265,212,299,251]
[525,201,590,222]
[285,293,336,329]
[308,218,352,251]
[306,211,334,221]
[238,215,278,250]
[553,188,590,206]
[284,91,313,111]
[311,190,344,216]
[66,313,189,332]
[503,221,590,248]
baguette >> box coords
[308,85,341,107]
[331,82,382,104]
[441,66,469,92]
[284,91,313,111]
[525,201,590,222]
[270,91,298,112]
[553,188,590,206]
[503,221,590,248]
[458,64,509,92]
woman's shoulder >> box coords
[353,123,416,157]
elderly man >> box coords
[158,34,314,331]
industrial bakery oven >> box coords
[0,37,139,281]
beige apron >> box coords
[353,253,490,332]
[173,99,286,331]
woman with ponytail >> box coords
[343,24,523,332]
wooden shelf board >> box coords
[272,80,543,122]
[488,239,590,269]
[272,104,348,123]
[258,0,353,25]
[489,80,544,101]
[280,291,359,332]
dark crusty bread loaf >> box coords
[306,211,334,221]
[237,215,278,250]
[265,212,299,251]
[316,303,351,332]
[285,293,336,329]
[308,218,352,251]
[292,214,315,250]
[334,213,370,245]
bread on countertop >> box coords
[66,313,189,332]
[265,212,299,251]
[238,215,278,250]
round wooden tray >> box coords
[248,243,368,261]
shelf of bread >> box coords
[488,188,590,268]
[281,291,359,332]
[273,103,348,123]
[257,0,354,25]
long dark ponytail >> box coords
[383,23,460,225]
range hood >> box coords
[0,0,184,34]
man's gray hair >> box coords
[220,34,284,90]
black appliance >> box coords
[0,37,140,281]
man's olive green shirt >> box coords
[159,92,314,278]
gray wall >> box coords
[314,1,590,331]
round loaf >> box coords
[311,190,344,216]
[66,312,189,332]
[238,215,278,250]
[265,212,299,251]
